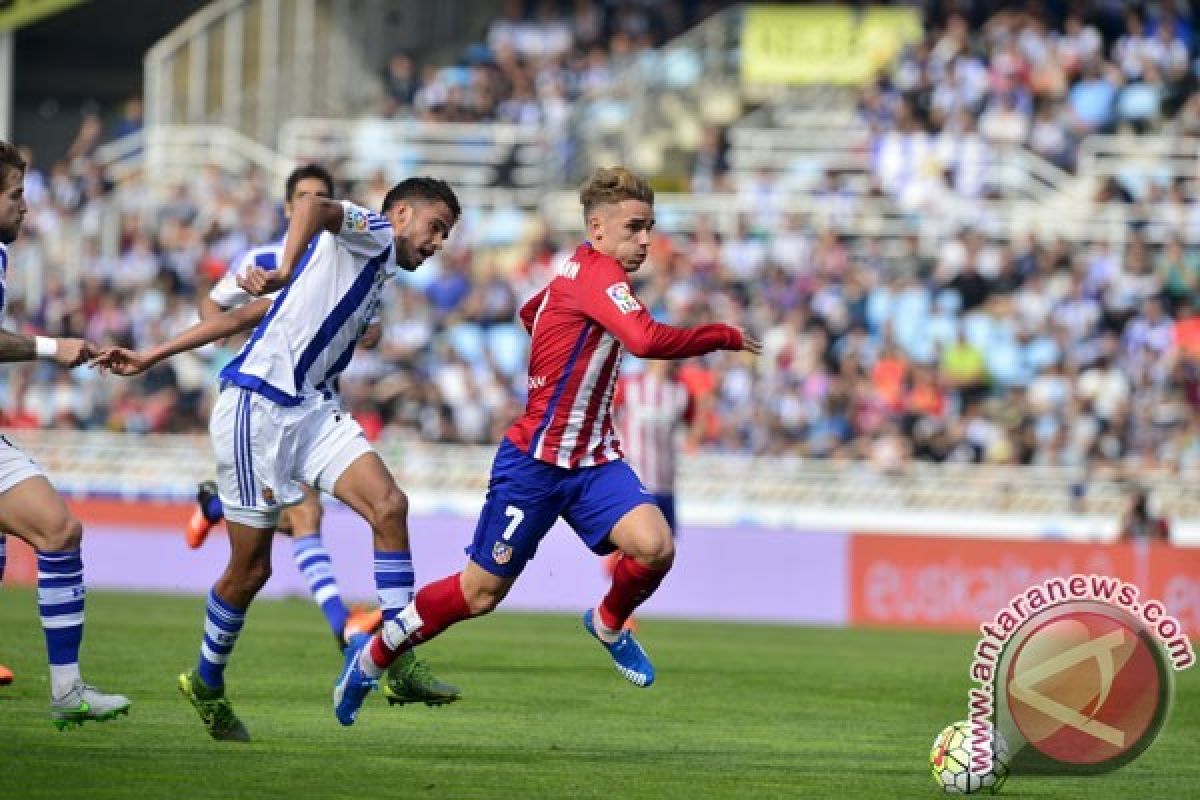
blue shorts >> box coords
[651,493,676,535]
[467,438,655,578]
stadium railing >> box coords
[144,0,382,146]
[11,429,1198,524]
[535,188,1138,253]
[1077,134,1200,197]
[278,117,551,209]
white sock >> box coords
[50,663,82,699]
[592,608,621,644]
[358,604,424,679]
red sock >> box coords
[369,572,472,668]
[597,556,669,631]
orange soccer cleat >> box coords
[185,480,222,549]
[185,508,217,550]
[0,664,13,685]
[342,605,383,643]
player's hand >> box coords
[237,266,286,296]
[53,338,95,368]
[737,329,762,355]
[90,347,154,376]
[358,322,383,350]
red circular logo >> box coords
[1005,610,1163,766]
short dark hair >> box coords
[381,176,460,221]
[0,140,26,190]
[285,163,334,202]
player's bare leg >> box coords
[0,477,131,726]
[279,486,382,649]
[331,452,458,721]
[179,519,273,742]
[584,503,674,687]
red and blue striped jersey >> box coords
[505,242,741,468]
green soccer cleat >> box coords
[178,670,250,742]
[50,681,131,730]
[382,650,461,707]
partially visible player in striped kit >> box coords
[0,139,129,727]
[605,358,697,631]
[614,358,695,534]
[330,167,761,725]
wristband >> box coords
[34,336,58,359]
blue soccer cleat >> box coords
[582,608,655,687]
[333,636,377,726]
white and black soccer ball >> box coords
[929,720,1009,794]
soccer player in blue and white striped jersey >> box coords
[187,165,386,649]
[97,176,462,738]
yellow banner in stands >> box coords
[0,0,85,32]
[741,5,922,86]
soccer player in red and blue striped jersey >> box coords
[333,167,761,724]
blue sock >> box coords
[0,534,6,582]
[37,549,85,696]
[197,589,245,689]
[292,534,349,639]
[374,550,414,625]
[203,495,224,523]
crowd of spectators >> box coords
[2,1,1200,485]
[381,0,726,128]
[864,1,1200,215]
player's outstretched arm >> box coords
[238,196,344,296]
[582,271,750,359]
[93,297,272,376]
[0,330,96,367]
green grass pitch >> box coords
[2,589,1197,799]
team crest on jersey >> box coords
[344,206,369,232]
[262,487,277,505]
[492,542,513,565]
[606,283,641,314]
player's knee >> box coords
[636,529,675,569]
[289,501,323,534]
[371,487,409,531]
[237,557,273,594]
[41,514,83,552]
[645,539,675,570]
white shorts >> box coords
[0,433,46,494]
[209,388,372,528]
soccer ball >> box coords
[929,720,1009,794]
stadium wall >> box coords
[4,500,1197,637]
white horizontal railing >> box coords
[729,125,1071,204]
[279,117,551,207]
[8,430,1199,524]
[90,130,145,182]
[142,124,298,190]
[536,190,1160,248]
[1077,134,1200,180]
